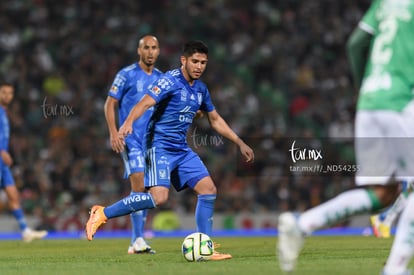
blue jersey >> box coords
[145,68,215,149]
[0,106,9,152]
[0,106,12,187]
[108,62,162,142]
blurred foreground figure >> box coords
[278,0,414,274]
[0,82,48,242]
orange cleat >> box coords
[209,251,232,260]
[85,205,107,241]
[209,242,232,260]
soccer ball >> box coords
[181,232,214,262]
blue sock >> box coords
[195,194,216,236]
[142,209,147,234]
[104,192,155,219]
[130,210,146,244]
[11,209,27,231]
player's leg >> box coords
[382,181,412,228]
[371,180,411,238]
[192,176,217,236]
[192,176,231,260]
[175,151,215,236]
[180,151,231,260]
[128,172,154,254]
[2,167,47,242]
[382,192,414,275]
[86,147,168,241]
[382,104,414,274]
[278,184,399,272]
[278,110,401,272]
[381,189,408,237]
[123,147,155,254]
[85,191,156,241]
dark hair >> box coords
[0,81,13,88]
[182,40,208,57]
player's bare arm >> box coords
[118,94,156,138]
[1,150,13,166]
[206,110,254,163]
[104,96,124,153]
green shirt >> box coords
[358,0,414,111]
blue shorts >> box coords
[144,146,210,192]
[121,135,145,179]
[0,165,15,188]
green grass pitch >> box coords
[0,236,408,275]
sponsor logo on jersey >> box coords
[159,169,167,179]
[110,85,118,94]
[157,156,168,165]
[150,85,161,95]
[179,106,192,112]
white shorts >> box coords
[355,101,414,185]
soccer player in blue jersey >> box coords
[0,82,48,242]
[103,35,162,254]
[86,40,254,260]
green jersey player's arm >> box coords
[346,27,373,90]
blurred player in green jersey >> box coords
[278,1,414,274]
[370,180,413,238]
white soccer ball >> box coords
[181,232,214,262]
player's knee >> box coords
[150,190,169,206]
[153,196,168,206]
[206,184,217,195]
[197,183,217,195]
[193,177,217,195]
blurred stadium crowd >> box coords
[0,0,370,231]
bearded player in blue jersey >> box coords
[103,35,162,254]
[0,82,48,242]
[86,40,254,260]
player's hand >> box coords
[110,134,125,153]
[1,150,13,166]
[195,110,204,119]
[239,143,254,163]
[118,122,133,141]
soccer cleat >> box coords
[22,228,48,243]
[209,251,232,260]
[277,212,304,273]
[208,242,232,260]
[378,223,391,238]
[128,237,156,254]
[370,215,382,238]
[370,215,391,238]
[85,205,107,241]
[127,246,156,254]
